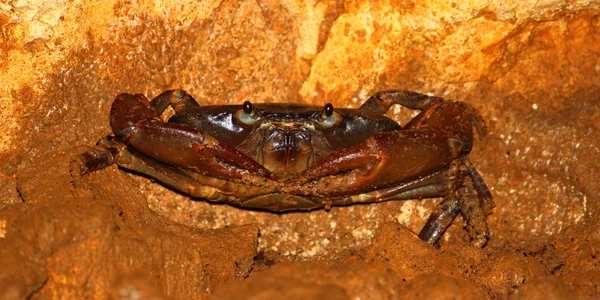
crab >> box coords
[72,89,493,247]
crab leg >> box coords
[414,159,490,246]
[343,169,451,204]
[150,89,201,114]
[109,92,276,181]
[464,159,494,212]
[417,194,460,244]
[456,185,490,247]
[359,90,444,114]
[361,90,487,136]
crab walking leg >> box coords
[360,90,444,114]
[110,93,276,181]
[150,89,201,115]
[464,158,494,213]
[71,135,132,179]
[344,169,451,204]
[417,194,460,244]
[360,90,487,138]
[416,159,490,246]
[71,145,117,177]
[456,185,490,248]
[337,158,490,246]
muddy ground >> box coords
[1,1,600,299]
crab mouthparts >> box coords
[261,127,314,179]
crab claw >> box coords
[110,93,277,181]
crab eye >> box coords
[315,103,340,128]
[243,101,253,114]
[324,103,334,117]
[235,100,261,125]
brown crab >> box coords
[72,90,493,247]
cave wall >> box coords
[1,0,599,298]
